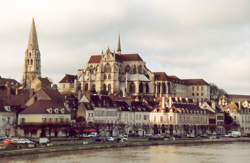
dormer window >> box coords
[61,108,65,114]
[54,108,59,114]
[47,108,53,114]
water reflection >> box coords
[2,142,250,163]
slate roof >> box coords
[182,79,209,85]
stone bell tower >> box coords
[22,18,41,88]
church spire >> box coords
[117,34,121,54]
[28,18,39,50]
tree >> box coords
[209,83,227,100]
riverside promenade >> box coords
[0,137,250,158]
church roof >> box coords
[88,54,143,63]
[28,18,39,50]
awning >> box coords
[83,128,96,133]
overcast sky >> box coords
[0,0,250,94]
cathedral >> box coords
[22,18,41,89]
[76,36,211,102]
[77,36,156,100]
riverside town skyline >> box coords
[1,1,250,162]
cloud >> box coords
[0,0,250,94]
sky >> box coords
[0,0,250,95]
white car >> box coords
[106,137,114,141]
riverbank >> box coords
[1,137,250,158]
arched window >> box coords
[139,83,143,93]
[104,63,111,73]
[125,65,130,73]
[27,60,29,64]
[108,74,111,79]
[146,83,149,93]
[30,59,33,65]
[104,74,107,80]
[108,84,111,93]
[85,84,88,91]
[162,83,166,94]
[103,84,106,91]
[129,83,135,94]
[132,65,136,74]
[29,52,31,56]
[138,65,143,74]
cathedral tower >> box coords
[22,18,41,88]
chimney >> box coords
[15,88,19,95]
[161,97,165,109]
[211,100,216,110]
[7,87,11,99]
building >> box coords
[0,100,17,137]
[58,74,77,94]
[18,100,71,137]
[23,18,41,88]
[224,102,250,135]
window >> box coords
[201,93,204,96]
[108,74,111,79]
[104,74,107,80]
[197,93,199,96]
[104,63,111,72]
[42,118,46,122]
[201,86,204,91]
[192,86,194,91]
[192,93,194,96]
[197,86,199,91]
[21,118,25,124]
[144,115,147,120]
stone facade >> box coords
[23,19,41,88]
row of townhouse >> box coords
[224,101,250,135]
[77,94,224,137]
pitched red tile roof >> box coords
[154,72,168,81]
[182,79,208,85]
[59,74,77,83]
[88,53,143,63]
[20,100,70,114]
[228,94,250,99]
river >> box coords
[1,142,250,163]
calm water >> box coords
[1,142,250,163]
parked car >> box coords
[31,137,50,144]
[2,138,17,145]
[164,133,171,138]
[231,131,241,138]
[0,135,7,140]
[106,137,115,141]
[144,133,153,137]
[148,135,164,140]
[128,133,140,137]
[94,137,106,142]
[16,138,34,144]
[88,132,98,137]
[186,133,195,138]
[117,136,128,142]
